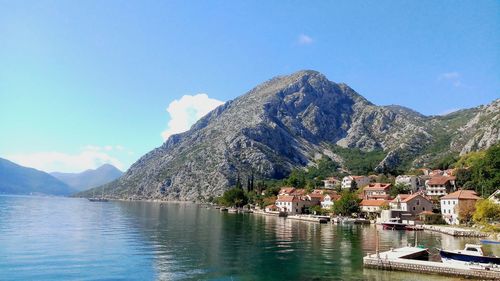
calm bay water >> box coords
[0,195,498,281]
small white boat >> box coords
[440,244,500,266]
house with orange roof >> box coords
[360,199,389,217]
[425,176,456,197]
[320,192,340,209]
[322,177,340,189]
[275,194,319,215]
[440,190,481,225]
[389,193,433,218]
[265,204,279,213]
[363,183,392,200]
[278,187,296,196]
[341,175,370,190]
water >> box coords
[0,195,498,280]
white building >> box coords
[322,177,340,189]
[395,175,420,192]
[488,190,500,204]
[341,175,370,190]
[320,193,340,209]
[440,190,480,225]
[425,176,456,197]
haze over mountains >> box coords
[72,71,500,201]
[0,157,123,196]
[51,164,123,192]
[0,157,75,195]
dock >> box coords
[422,225,488,237]
[286,215,330,223]
[363,246,500,280]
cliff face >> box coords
[85,71,499,200]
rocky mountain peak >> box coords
[82,71,499,201]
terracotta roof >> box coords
[352,175,368,180]
[364,183,392,190]
[391,193,426,203]
[276,195,300,203]
[291,189,307,196]
[440,190,480,200]
[427,176,454,185]
[279,187,295,194]
[360,199,388,207]
[265,204,278,209]
[419,211,436,215]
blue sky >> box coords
[1,1,498,172]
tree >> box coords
[349,180,357,192]
[333,191,361,216]
[455,200,476,225]
[390,183,411,198]
[221,188,248,207]
[473,199,500,225]
[455,168,472,188]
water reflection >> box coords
[2,196,497,281]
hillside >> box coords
[0,158,75,196]
[51,164,123,192]
[80,70,499,201]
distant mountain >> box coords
[79,70,499,201]
[0,158,75,195]
[51,164,123,192]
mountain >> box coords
[51,164,123,192]
[80,70,499,201]
[0,157,75,195]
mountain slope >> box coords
[51,164,123,192]
[0,158,75,195]
[81,70,499,201]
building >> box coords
[425,176,456,197]
[395,175,420,192]
[275,195,318,215]
[265,205,279,213]
[488,189,500,204]
[389,193,433,218]
[440,190,481,225]
[360,199,389,217]
[341,175,370,190]
[322,177,340,189]
[363,183,392,200]
[320,192,340,209]
[278,187,295,196]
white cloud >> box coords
[438,72,462,87]
[161,93,224,141]
[5,145,125,173]
[297,34,314,45]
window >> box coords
[423,207,426,211]
[413,206,416,211]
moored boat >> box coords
[440,244,500,265]
[381,218,407,230]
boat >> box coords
[381,218,407,230]
[440,244,500,265]
[481,240,500,245]
[405,225,424,231]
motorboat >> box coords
[440,244,500,265]
[381,218,407,230]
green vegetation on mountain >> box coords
[330,145,386,175]
[453,144,499,197]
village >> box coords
[212,167,500,232]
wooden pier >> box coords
[363,246,500,280]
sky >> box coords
[0,1,499,173]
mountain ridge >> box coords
[51,164,123,192]
[0,157,76,196]
[80,70,499,201]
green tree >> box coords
[221,188,248,207]
[390,183,411,198]
[333,191,361,216]
[455,168,472,188]
[349,179,357,192]
[473,199,500,225]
